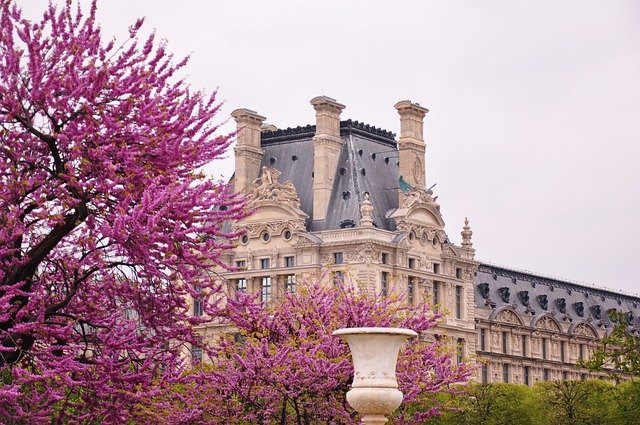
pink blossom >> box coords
[0,1,246,422]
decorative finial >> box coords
[461,217,473,248]
[360,192,374,227]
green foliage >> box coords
[534,380,614,425]
[424,381,636,425]
[424,383,540,425]
[581,310,640,379]
[605,380,640,424]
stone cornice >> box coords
[260,120,397,147]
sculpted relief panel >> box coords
[536,316,562,332]
[250,166,303,210]
[495,309,522,326]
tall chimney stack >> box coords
[231,108,266,193]
[310,96,345,222]
[394,101,429,201]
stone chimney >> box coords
[394,101,429,201]
[310,96,345,222]
[231,108,266,193]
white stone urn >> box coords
[333,327,417,425]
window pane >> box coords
[286,275,296,293]
[261,277,271,302]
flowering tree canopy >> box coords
[0,1,245,422]
[174,283,477,425]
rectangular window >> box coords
[408,277,415,304]
[285,256,295,268]
[542,338,548,360]
[285,274,296,294]
[502,332,508,354]
[579,344,585,361]
[480,329,486,351]
[193,285,203,317]
[381,253,389,265]
[334,270,345,285]
[260,258,270,269]
[543,369,549,381]
[433,263,441,274]
[236,260,246,269]
[456,267,462,279]
[192,341,203,363]
[562,371,568,380]
[456,338,464,364]
[334,252,344,264]
[261,277,271,302]
[561,341,566,362]
[381,272,389,297]
[193,299,203,317]
[522,335,527,356]
[524,366,530,386]
[236,278,247,294]
[191,337,202,363]
[408,258,416,269]
[433,281,439,305]
[503,364,509,383]
[455,286,462,319]
[481,364,488,384]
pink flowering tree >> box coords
[0,1,245,422]
[175,282,477,425]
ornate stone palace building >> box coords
[202,95,640,385]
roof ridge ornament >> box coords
[360,192,374,227]
[461,217,473,248]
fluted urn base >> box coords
[346,387,403,425]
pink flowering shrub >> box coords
[172,282,477,425]
[0,1,246,422]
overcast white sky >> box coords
[21,1,640,294]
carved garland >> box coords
[346,242,379,264]
[395,222,445,245]
[235,219,306,238]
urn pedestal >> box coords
[333,327,417,425]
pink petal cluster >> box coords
[175,283,477,425]
[0,1,246,422]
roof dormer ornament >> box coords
[360,192,374,227]
[461,217,473,248]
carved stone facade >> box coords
[476,264,640,384]
[192,96,640,385]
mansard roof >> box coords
[475,263,640,331]
[258,120,400,232]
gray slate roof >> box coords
[475,263,640,330]
[259,120,400,232]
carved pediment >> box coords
[495,309,523,326]
[235,167,308,233]
[248,166,306,213]
[535,315,561,332]
[391,188,445,228]
[572,322,598,339]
